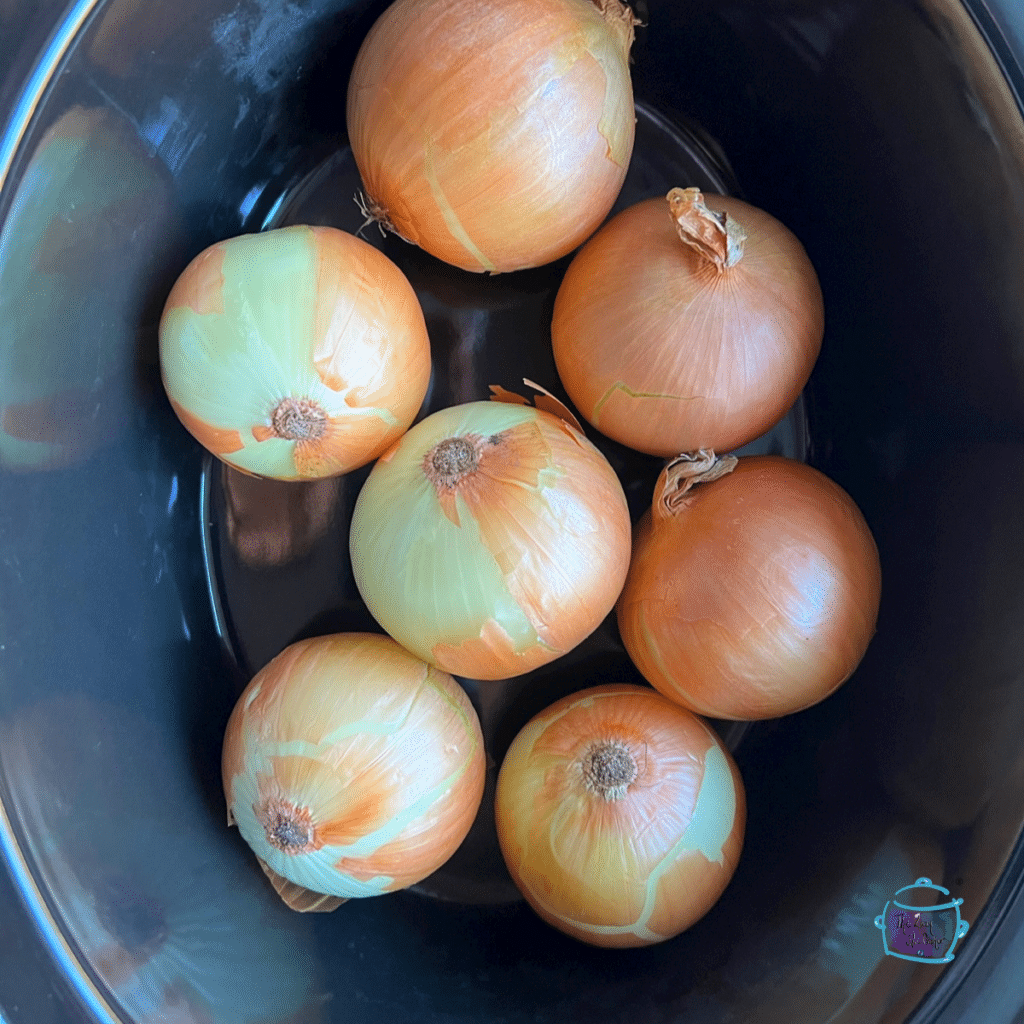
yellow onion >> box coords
[221,633,485,908]
[552,187,824,455]
[346,0,639,273]
[617,452,881,720]
[495,683,746,947]
[349,393,631,680]
[159,225,431,480]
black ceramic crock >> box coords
[4,2,1024,1022]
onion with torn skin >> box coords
[159,225,431,480]
[348,394,631,680]
[221,633,485,910]
[495,684,746,947]
[346,0,639,273]
[552,188,824,455]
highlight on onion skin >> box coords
[617,452,882,721]
[346,0,639,274]
[349,398,632,680]
[494,683,746,948]
[551,188,824,456]
[221,633,486,909]
[159,224,431,480]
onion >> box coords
[221,633,485,909]
[494,683,746,947]
[346,0,639,273]
[159,224,431,480]
[349,391,631,680]
[551,188,824,455]
[617,452,882,720]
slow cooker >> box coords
[3,1,1024,1022]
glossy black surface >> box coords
[3,1,1024,1023]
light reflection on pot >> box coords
[0,105,178,470]
[0,695,323,1024]
[666,815,945,1024]
[871,443,1024,831]
[221,466,342,569]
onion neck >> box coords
[667,187,746,271]
[356,190,398,237]
[654,449,738,519]
[593,0,641,56]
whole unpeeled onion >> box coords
[617,452,882,720]
[221,633,485,909]
[349,395,631,680]
[159,225,431,480]
[552,188,824,455]
[346,0,638,273]
[495,683,746,947]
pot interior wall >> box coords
[2,1,1024,1023]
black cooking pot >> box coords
[4,1,1024,1022]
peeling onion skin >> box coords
[617,455,882,721]
[349,400,632,680]
[221,633,485,906]
[346,0,638,274]
[495,683,746,948]
[551,190,824,456]
[159,225,431,480]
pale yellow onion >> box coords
[221,633,485,907]
[159,225,431,480]
[349,398,631,680]
[617,452,882,720]
[552,188,824,455]
[346,0,638,273]
[495,683,746,948]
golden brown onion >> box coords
[346,0,638,273]
[495,683,746,947]
[552,188,824,455]
[221,633,485,909]
[159,225,431,480]
[349,394,631,680]
[617,452,881,720]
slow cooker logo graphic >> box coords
[874,877,970,963]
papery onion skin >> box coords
[159,225,431,480]
[495,683,746,948]
[617,455,882,720]
[349,400,631,680]
[346,0,637,274]
[551,189,824,456]
[221,633,485,904]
